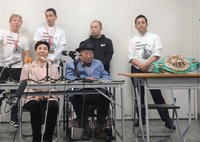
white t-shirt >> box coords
[33,25,66,65]
[0,29,30,68]
[128,32,162,66]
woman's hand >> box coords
[34,96,43,101]
[42,96,50,100]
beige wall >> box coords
[194,0,200,117]
[0,0,198,120]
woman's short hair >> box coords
[34,41,50,51]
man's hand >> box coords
[131,59,149,72]
[86,77,96,80]
[138,63,149,72]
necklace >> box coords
[36,60,46,68]
[46,26,56,48]
[35,61,46,81]
[10,31,20,50]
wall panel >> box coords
[0,0,196,120]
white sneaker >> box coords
[10,120,18,128]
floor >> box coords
[0,119,200,142]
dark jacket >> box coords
[86,35,114,73]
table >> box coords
[0,80,125,142]
[119,73,200,142]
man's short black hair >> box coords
[135,15,148,24]
[91,20,102,29]
[45,8,57,16]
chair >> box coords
[18,98,60,142]
[62,88,116,142]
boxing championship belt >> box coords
[150,55,200,74]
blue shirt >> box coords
[66,59,111,81]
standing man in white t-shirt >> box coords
[0,14,30,127]
[34,8,66,67]
[128,15,176,130]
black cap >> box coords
[75,41,94,52]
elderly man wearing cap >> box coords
[66,41,111,140]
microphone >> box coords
[4,80,27,106]
[61,51,69,56]
[40,57,52,65]
[62,51,80,57]
[26,57,32,64]
[26,57,33,79]
[13,80,27,99]
[8,61,21,66]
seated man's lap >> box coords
[71,88,111,105]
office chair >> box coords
[19,97,61,142]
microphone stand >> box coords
[8,65,13,82]
[67,51,80,79]
[74,59,80,79]
[7,61,21,82]
[71,56,80,79]
[59,59,64,81]
[45,63,50,82]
